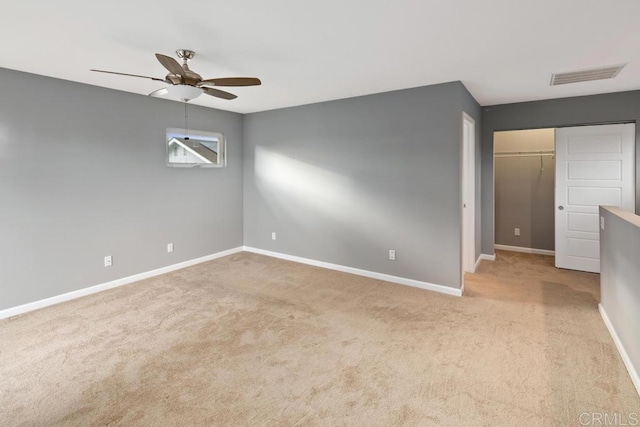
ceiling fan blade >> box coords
[198,77,262,87]
[148,88,169,97]
[155,53,186,78]
[91,69,166,82]
[203,87,237,100]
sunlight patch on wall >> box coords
[252,146,437,260]
[254,146,356,222]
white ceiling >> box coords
[3,0,640,114]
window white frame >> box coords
[166,128,226,168]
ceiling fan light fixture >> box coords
[166,84,203,102]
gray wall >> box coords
[0,68,244,310]
[482,91,640,254]
[494,156,555,250]
[599,206,640,388]
[243,82,481,289]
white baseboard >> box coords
[243,246,462,297]
[494,244,555,256]
[0,247,243,321]
[475,253,495,269]
[599,304,640,398]
[479,253,496,261]
[1,245,462,320]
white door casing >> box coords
[462,113,476,278]
[555,123,635,273]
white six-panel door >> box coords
[555,123,635,273]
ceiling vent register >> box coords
[550,64,626,86]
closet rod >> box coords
[494,150,555,158]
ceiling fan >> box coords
[91,49,261,102]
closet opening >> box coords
[493,123,635,272]
[493,128,556,256]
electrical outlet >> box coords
[514,228,521,236]
[600,216,605,230]
[389,250,396,261]
[104,255,112,267]
[167,243,174,253]
[272,232,276,240]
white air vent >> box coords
[550,64,626,86]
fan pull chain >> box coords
[184,101,189,140]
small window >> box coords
[166,128,226,168]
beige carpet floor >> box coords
[1,250,638,426]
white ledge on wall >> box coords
[243,246,462,297]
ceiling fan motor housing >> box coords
[167,68,202,86]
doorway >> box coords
[493,128,556,256]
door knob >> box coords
[558,206,564,210]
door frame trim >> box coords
[462,112,476,285]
